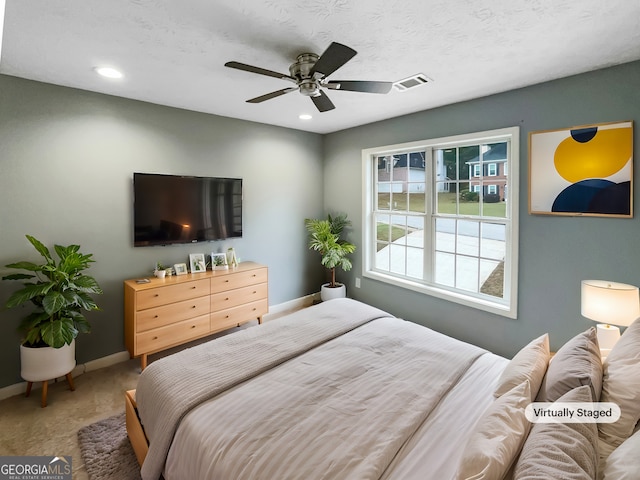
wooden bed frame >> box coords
[125,389,148,466]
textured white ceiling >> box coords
[1,0,639,134]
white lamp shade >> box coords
[581,280,640,327]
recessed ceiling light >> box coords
[299,114,312,120]
[94,66,123,79]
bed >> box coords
[126,298,640,480]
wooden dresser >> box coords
[124,262,268,370]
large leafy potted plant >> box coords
[3,235,103,398]
[305,213,356,301]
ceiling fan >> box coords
[225,42,392,112]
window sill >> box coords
[363,269,517,319]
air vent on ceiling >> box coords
[392,73,432,92]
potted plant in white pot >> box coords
[3,235,103,406]
[305,213,356,301]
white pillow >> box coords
[456,380,531,480]
[602,429,640,479]
[537,327,602,403]
[495,333,549,401]
[599,318,640,459]
[514,385,598,480]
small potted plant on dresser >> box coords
[305,213,356,301]
[2,235,103,407]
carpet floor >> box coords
[77,413,141,480]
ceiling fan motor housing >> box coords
[290,53,322,96]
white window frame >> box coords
[488,163,498,176]
[362,127,519,318]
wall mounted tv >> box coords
[133,173,243,247]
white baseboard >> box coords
[262,292,319,321]
[0,294,318,401]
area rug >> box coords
[77,413,141,480]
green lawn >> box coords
[376,223,408,249]
[377,192,505,218]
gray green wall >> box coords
[0,75,325,388]
[324,60,640,357]
[1,61,639,389]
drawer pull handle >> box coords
[253,291,257,294]
[224,280,229,283]
[225,297,229,301]
[252,308,257,311]
[191,325,196,329]
[191,305,196,309]
[154,315,159,318]
[191,286,196,289]
[152,336,158,340]
[225,315,230,319]
[154,294,159,297]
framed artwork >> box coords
[529,120,633,217]
[210,253,228,270]
[174,263,188,276]
[189,254,206,273]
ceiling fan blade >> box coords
[225,61,295,82]
[247,87,298,104]
[325,80,393,94]
[310,91,335,112]
[309,42,357,78]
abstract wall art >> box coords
[529,121,633,217]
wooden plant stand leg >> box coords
[66,373,75,391]
[25,380,47,407]
[41,381,48,408]
[24,372,75,408]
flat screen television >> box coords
[133,173,243,246]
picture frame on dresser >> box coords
[211,253,228,270]
[189,253,206,273]
[174,263,188,276]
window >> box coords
[362,127,519,318]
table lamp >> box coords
[581,280,640,356]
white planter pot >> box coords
[320,283,347,301]
[20,340,76,382]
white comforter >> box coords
[137,298,393,480]
[157,300,505,480]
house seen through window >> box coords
[362,127,519,318]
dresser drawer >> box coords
[210,268,268,294]
[136,314,210,354]
[136,279,210,310]
[210,299,268,332]
[210,283,268,313]
[136,295,210,333]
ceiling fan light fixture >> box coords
[94,66,123,79]
[299,114,313,120]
